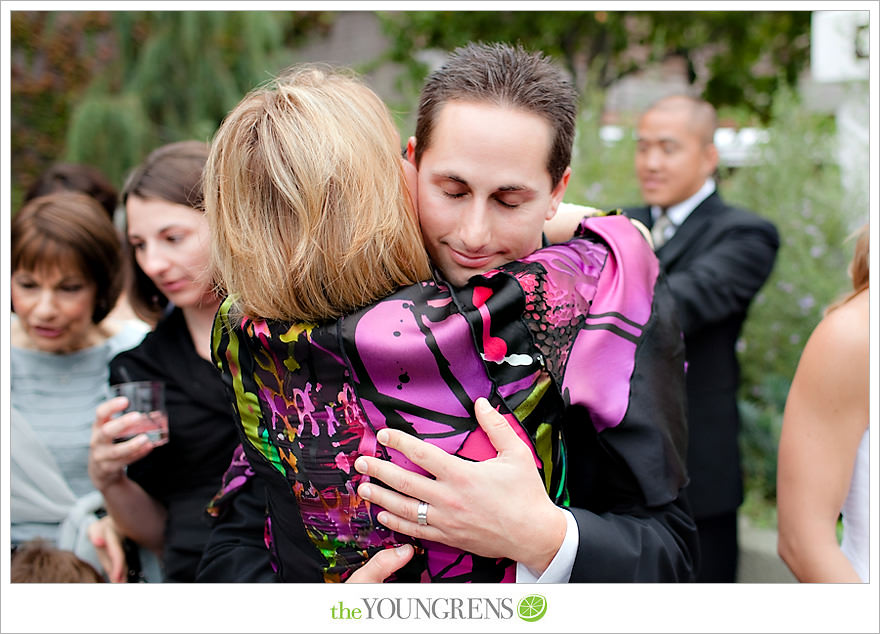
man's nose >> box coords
[457,200,491,252]
[640,146,664,170]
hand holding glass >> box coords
[110,381,169,446]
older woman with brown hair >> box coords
[10,192,148,573]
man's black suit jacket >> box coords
[625,192,779,519]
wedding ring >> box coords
[417,500,429,526]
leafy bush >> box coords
[567,92,641,210]
[725,85,865,515]
[724,85,861,397]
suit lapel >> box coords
[656,193,722,267]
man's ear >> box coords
[547,167,572,220]
[703,143,720,179]
[406,136,417,166]
[401,158,418,213]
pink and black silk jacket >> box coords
[206,213,696,583]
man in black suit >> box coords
[624,95,780,582]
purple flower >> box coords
[798,295,816,312]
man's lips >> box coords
[448,247,495,270]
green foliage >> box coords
[377,10,811,122]
[737,376,788,511]
[66,12,301,184]
[378,11,632,93]
[10,11,120,211]
[643,11,812,120]
[566,93,641,210]
[11,10,334,206]
[65,93,155,188]
[724,85,858,402]
[722,86,863,517]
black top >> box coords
[110,307,239,582]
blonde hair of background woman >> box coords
[826,222,868,315]
[204,65,432,323]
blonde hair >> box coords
[826,222,869,314]
[205,65,431,323]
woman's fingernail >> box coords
[354,457,367,473]
[359,483,372,498]
[376,429,389,444]
[396,544,413,558]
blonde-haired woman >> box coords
[778,223,869,582]
[207,65,430,324]
[202,65,691,583]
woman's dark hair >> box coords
[119,140,210,323]
[25,163,119,220]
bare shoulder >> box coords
[811,290,869,359]
[796,289,869,408]
[786,289,869,438]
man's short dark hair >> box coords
[414,42,577,187]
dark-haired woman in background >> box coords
[87,141,239,582]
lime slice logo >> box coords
[517,594,547,622]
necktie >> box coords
[652,210,673,249]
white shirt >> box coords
[650,178,716,244]
[840,428,869,582]
[516,509,579,583]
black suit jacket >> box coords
[625,192,779,518]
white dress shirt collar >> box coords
[651,178,716,227]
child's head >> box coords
[11,539,104,583]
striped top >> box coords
[11,318,149,500]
